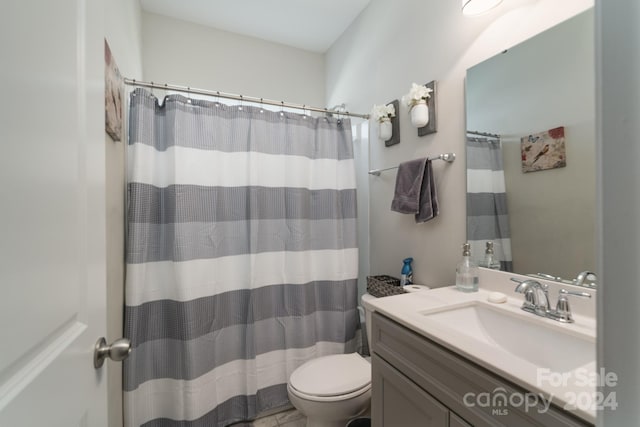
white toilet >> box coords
[287,293,377,427]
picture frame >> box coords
[105,39,123,141]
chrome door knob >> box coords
[94,337,131,369]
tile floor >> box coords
[255,408,306,427]
[229,408,306,427]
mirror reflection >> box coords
[465,9,596,285]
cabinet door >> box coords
[450,413,473,427]
[372,354,448,427]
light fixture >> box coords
[462,0,503,16]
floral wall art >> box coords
[520,126,566,172]
[105,39,123,141]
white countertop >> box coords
[365,283,598,423]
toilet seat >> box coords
[289,353,371,401]
[287,382,371,403]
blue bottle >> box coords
[400,258,413,286]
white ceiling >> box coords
[139,0,371,53]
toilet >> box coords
[287,293,377,427]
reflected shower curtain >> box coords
[466,136,513,271]
[123,88,359,427]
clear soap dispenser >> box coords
[482,241,501,270]
[456,243,479,292]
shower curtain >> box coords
[466,136,513,271]
[123,88,359,427]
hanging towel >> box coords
[415,160,439,223]
[390,158,439,223]
[391,158,427,214]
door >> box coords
[0,1,107,426]
[372,355,449,427]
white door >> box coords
[0,1,108,426]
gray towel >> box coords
[415,160,438,223]
[390,158,439,223]
[391,158,427,214]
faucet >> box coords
[511,278,550,317]
[573,271,597,288]
[510,278,592,323]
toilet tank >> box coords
[360,293,376,348]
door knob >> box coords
[94,337,131,369]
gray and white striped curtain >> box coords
[123,89,359,427]
[466,136,513,271]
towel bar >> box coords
[368,153,455,176]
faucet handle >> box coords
[536,272,563,282]
[559,289,592,298]
[554,289,592,323]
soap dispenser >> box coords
[456,243,479,292]
[400,257,413,286]
[482,241,501,270]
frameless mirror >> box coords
[465,9,596,286]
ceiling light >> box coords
[462,0,503,16]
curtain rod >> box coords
[123,78,370,119]
[466,130,500,138]
[368,153,456,176]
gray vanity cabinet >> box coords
[372,354,449,426]
[371,312,593,427]
[449,413,472,427]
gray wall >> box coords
[326,0,593,291]
[141,12,326,107]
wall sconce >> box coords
[371,100,400,147]
[402,81,437,136]
[462,0,502,15]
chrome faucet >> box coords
[573,271,597,288]
[511,279,551,317]
[511,278,591,323]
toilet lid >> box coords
[289,353,370,397]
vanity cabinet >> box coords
[371,312,593,427]
[372,354,449,426]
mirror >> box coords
[465,9,596,285]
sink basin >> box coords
[421,302,595,373]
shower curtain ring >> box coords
[280,101,285,118]
[164,83,172,102]
[259,98,264,113]
[239,95,244,111]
